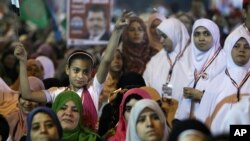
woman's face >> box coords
[231,37,250,66]
[30,113,59,141]
[193,26,213,52]
[124,98,139,123]
[150,19,161,40]
[57,100,80,130]
[127,21,145,44]
[136,108,164,141]
[27,59,44,79]
[158,29,173,52]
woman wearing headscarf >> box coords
[36,55,55,79]
[146,12,166,51]
[122,16,157,74]
[26,107,63,141]
[143,17,190,101]
[6,76,45,141]
[175,18,226,120]
[196,32,250,135]
[52,91,100,141]
[126,99,170,141]
[108,88,151,141]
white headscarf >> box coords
[196,33,250,135]
[220,97,250,134]
[36,56,55,79]
[191,18,221,72]
[126,99,170,141]
[157,17,190,60]
[175,18,227,120]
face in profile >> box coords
[56,100,80,130]
[193,26,213,52]
[86,11,106,37]
[30,113,59,141]
[124,98,140,123]
[127,21,145,44]
[157,29,173,52]
[150,19,161,40]
[19,97,40,115]
[136,107,164,141]
[231,37,250,66]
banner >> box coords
[67,0,112,46]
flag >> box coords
[20,0,49,29]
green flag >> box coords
[20,0,49,29]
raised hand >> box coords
[114,10,135,31]
[14,42,27,62]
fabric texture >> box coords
[36,55,55,79]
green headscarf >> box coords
[52,91,99,141]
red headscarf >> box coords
[108,88,151,141]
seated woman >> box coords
[51,91,100,141]
[26,107,63,141]
[126,99,170,141]
[108,88,151,141]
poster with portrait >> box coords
[67,0,112,46]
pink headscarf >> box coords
[108,88,151,141]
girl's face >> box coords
[150,19,161,40]
[136,108,164,141]
[66,59,92,91]
[231,37,250,66]
[30,113,59,141]
[57,100,80,130]
[193,26,213,52]
[110,50,123,72]
[127,21,145,44]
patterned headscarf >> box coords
[122,16,157,74]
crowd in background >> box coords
[0,0,250,141]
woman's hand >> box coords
[14,42,27,62]
[183,87,203,101]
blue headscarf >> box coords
[26,107,63,141]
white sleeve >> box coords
[88,75,104,111]
[143,61,152,86]
[43,87,66,103]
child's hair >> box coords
[67,50,94,68]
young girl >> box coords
[14,11,134,131]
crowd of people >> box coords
[1,0,250,141]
